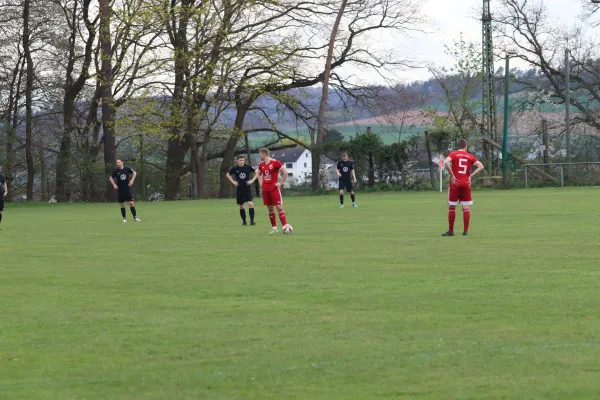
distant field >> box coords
[2,188,600,399]
[249,124,426,147]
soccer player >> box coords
[0,167,7,226]
[109,159,141,223]
[442,139,484,236]
[257,148,290,234]
[337,152,358,208]
[226,155,258,226]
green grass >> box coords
[1,188,600,399]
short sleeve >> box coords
[337,161,342,169]
[275,160,283,169]
[350,161,355,170]
[229,167,236,175]
[112,170,117,178]
[471,154,478,163]
[249,166,255,173]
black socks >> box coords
[121,208,126,218]
[351,194,356,203]
[249,208,255,222]
[240,209,247,223]
[130,207,137,218]
[340,195,344,205]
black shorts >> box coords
[118,191,134,203]
[339,178,354,192]
[0,196,4,211]
[236,186,253,205]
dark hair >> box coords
[457,139,468,149]
[237,155,245,160]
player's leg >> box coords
[128,195,140,222]
[339,179,345,208]
[263,191,277,233]
[348,181,358,207]
[273,189,287,226]
[276,204,287,226]
[460,187,473,235]
[443,185,459,236]
[118,192,127,221]
[0,196,4,224]
[248,200,256,225]
[237,190,247,225]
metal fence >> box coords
[522,162,600,189]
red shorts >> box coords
[262,189,282,206]
[448,183,473,206]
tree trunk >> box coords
[313,0,348,191]
[99,0,116,202]
[198,132,208,198]
[368,151,375,187]
[23,0,34,201]
[165,140,187,200]
[40,136,47,201]
[219,106,248,198]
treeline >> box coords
[0,0,424,202]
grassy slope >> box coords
[1,188,599,399]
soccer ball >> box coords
[283,224,293,234]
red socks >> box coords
[269,211,276,227]
[463,209,471,233]
[278,210,287,226]
[448,207,456,232]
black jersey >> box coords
[112,167,135,191]
[229,165,255,186]
[0,174,5,194]
[337,160,355,180]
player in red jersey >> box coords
[442,139,485,236]
[257,148,290,234]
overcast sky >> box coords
[353,0,586,84]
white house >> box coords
[269,147,313,186]
[261,147,339,189]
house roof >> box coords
[270,147,307,163]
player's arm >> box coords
[129,170,137,187]
[256,168,263,185]
[336,163,342,177]
[226,172,238,186]
[278,165,288,188]
[248,170,259,185]
[470,161,485,182]
[3,181,7,197]
[351,166,357,183]
[444,156,457,184]
[109,175,118,190]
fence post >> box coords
[524,165,528,189]
[560,166,564,188]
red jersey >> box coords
[448,150,478,187]
[258,159,283,192]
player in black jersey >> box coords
[337,152,358,208]
[109,159,141,223]
[226,155,259,225]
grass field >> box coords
[1,188,600,399]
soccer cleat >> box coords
[352,203,358,208]
[134,217,142,222]
[441,231,454,237]
[340,204,345,209]
[242,222,248,226]
[463,232,468,236]
[250,221,256,226]
[268,228,278,235]
[123,219,127,223]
